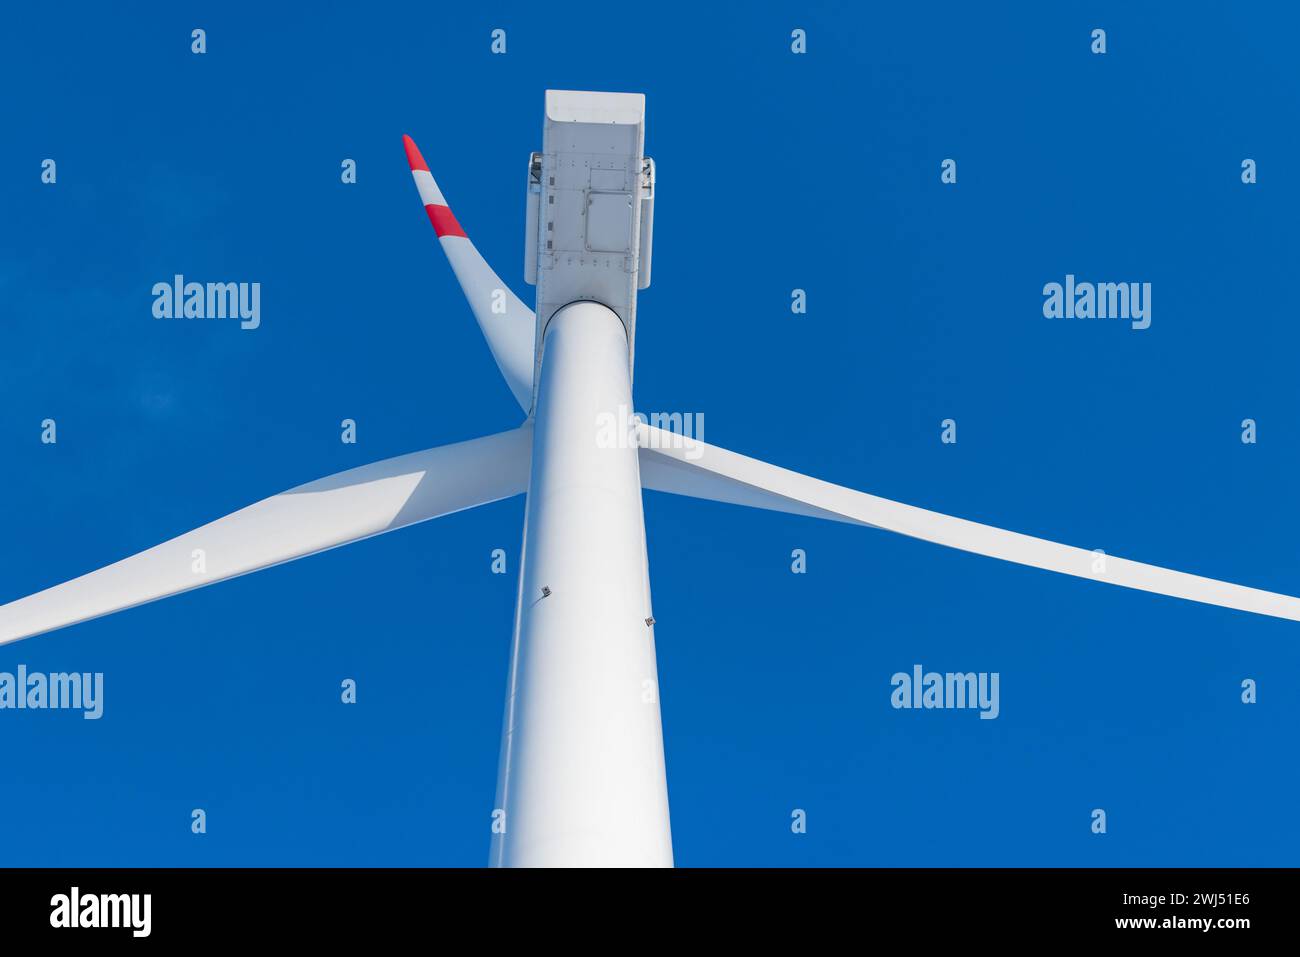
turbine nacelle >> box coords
[524,90,654,401]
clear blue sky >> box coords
[2,2,1298,866]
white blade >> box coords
[637,423,1300,623]
[404,134,535,412]
[0,427,532,646]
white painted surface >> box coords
[545,89,645,126]
[411,168,448,207]
[405,151,535,413]
[493,302,672,867]
[437,237,536,411]
[638,423,1300,622]
[0,428,533,645]
[531,90,649,407]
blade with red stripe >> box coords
[403,134,535,411]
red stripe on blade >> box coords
[426,204,466,238]
[402,134,430,172]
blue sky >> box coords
[2,2,1298,866]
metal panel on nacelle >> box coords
[527,90,650,405]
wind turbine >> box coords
[3,90,1298,867]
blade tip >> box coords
[402,134,430,172]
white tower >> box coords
[493,92,671,866]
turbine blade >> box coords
[637,423,1300,623]
[403,134,535,412]
[0,427,532,646]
